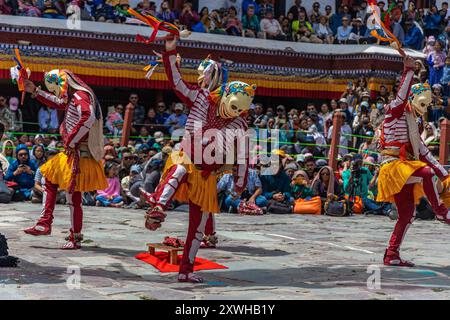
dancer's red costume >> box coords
[23,70,107,249]
[377,57,449,267]
[142,39,255,283]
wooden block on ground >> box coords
[147,243,184,265]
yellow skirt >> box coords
[40,152,108,192]
[162,151,219,213]
[440,176,450,208]
[377,159,426,204]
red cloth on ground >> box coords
[135,252,228,273]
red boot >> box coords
[178,272,204,283]
[383,249,415,267]
[435,204,450,224]
[24,223,51,236]
[62,232,83,250]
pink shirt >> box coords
[97,177,121,198]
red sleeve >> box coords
[162,50,203,108]
[35,88,67,110]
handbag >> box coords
[324,199,350,217]
[345,195,363,214]
[293,196,322,215]
[238,201,263,215]
[267,200,292,214]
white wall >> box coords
[285,0,335,15]
[198,0,229,11]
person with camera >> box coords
[342,154,388,215]
[5,144,37,201]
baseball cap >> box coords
[296,154,306,163]
[130,164,142,174]
[174,103,184,111]
[338,98,348,104]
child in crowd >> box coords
[96,161,124,208]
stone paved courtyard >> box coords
[1,202,450,300]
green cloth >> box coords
[292,184,314,200]
[342,167,373,199]
[242,14,260,33]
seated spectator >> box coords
[157,0,176,23]
[209,9,227,34]
[309,2,321,23]
[242,5,262,38]
[179,2,200,30]
[136,0,156,16]
[242,0,259,16]
[403,19,424,50]
[313,16,334,44]
[1,140,14,167]
[223,6,243,36]
[421,122,439,153]
[155,101,170,127]
[217,167,267,213]
[335,16,352,44]
[291,170,314,199]
[260,10,286,41]
[121,164,142,206]
[143,107,159,135]
[0,148,9,174]
[5,144,37,201]
[311,166,342,203]
[30,144,46,167]
[18,0,41,16]
[348,18,368,44]
[293,11,321,43]
[327,111,352,155]
[31,149,65,204]
[192,15,211,33]
[164,103,187,135]
[96,161,124,208]
[136,126,151,145]
[260,153,293,205]
[440,56,450,97]
[41,0,65,19]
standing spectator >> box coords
[0,95,12,131]
[155,101,170,128]
[327,112,352,155]
[224,0,243,18]
[129,93,145,130]
[356,0,369,23]
[336,16,352,44]
[8,97,22,133]
[324,4,333,20]
[253,103,268,128]
[415,59,428,82]
[223,6,243,36]
[309,2,321,22]
[164,103,187,135]
[5,144,37,201]
[427,40,446,86]
[260,10,286,40]
[391,8,405,44]
[421,122,439,147]
[313,15,334,44]
[330,5,344,35]
[258,0,273,20]
[157,0,176,23]
[242,4,261,38]
[287,0,306,20]
[38,104,59,133]
[424,5,441,38]
[179,2,199,30]
[143,107,158,135]
[403,18,424,50]
[370,96,386,128]
[242,0,259,17]
[440,56,450,97]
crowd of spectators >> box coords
[0,53,448,215]
[1,0,450,49]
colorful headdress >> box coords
[218,81,256,119]
[366,0,405,56]
[197,55,228,92]
[44,69,69,100]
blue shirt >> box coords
[164,113,188,134]
[337,25,353,41]
[38,107,59,131]
[403,26,424,50]
[217,169,262,195]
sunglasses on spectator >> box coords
[321,172,330,176]
[18,152,28,157]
